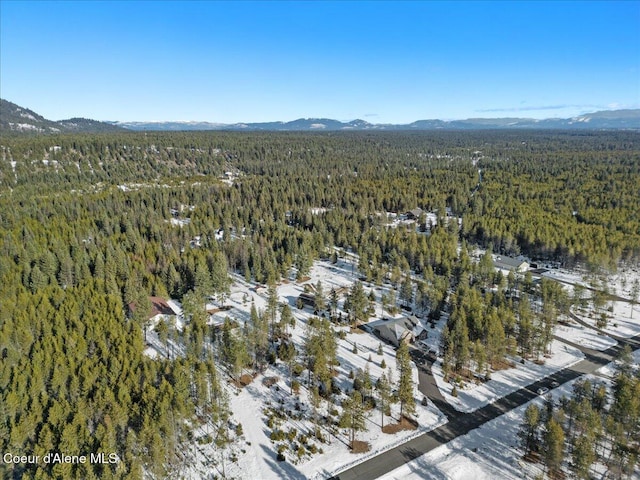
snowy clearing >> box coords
[554,320,617,351]
[431,339,584,413]
[170,259,448,480]
[572,301,640,339]
[140,257,637,479]
[380,350,640,480]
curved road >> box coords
[331,296,639,480]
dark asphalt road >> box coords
[331,308,639,480]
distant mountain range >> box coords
[0,99,126,134]
[2,98,639,134]
[112,110,640,131]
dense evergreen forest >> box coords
[1,130,639,479]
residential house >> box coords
[371,315,424,348]
[129,296,177,324]
[297,292,316,308]
[406,208,424,220]
[493,255,530,273]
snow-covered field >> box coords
[380,350,640,480]
[554,320,617,351]
[572,301,640,339]
[431,340,584,413]
[541,264,640,302]
[541,268,590,288]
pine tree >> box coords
[194,260,213,296]
[279,302,294,336]
[210,250,231,305]
[295,248,312,280]
[449,310,470,374]
[266,283,279,339]
[400,276,413,308]
[396,341,415,418]
[277,341,297,394]
[478,247,494,287]
[330,288,339,318]
[314,280,326,312]
[155,319,169,357]
[376,373,391,428]
[517,295,534,358]
[485,308,506,368]
[182,290,207,359]
[131,290,153,343]
[221,318,249,384]
[519,403,541,457]
[339,390,366,448]
[572,433,596,479]
[251,304,268,369]
[630,279,639,319]
[543,418,565,476]
[348,281,368,327]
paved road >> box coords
[331,304,640,480]
[410,349,460,419]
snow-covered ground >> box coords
[380,349,640,480]
[222,358,446,480]
[554,320,617,351]
[572,301,640,339]
[541,268,590,288]
[172,259,447,480]
[609,266,640,300]
[540,264,640,302]
[142,257,638,479]
[431,339,584,413]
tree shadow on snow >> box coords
[260,444,308,480]
[404,454,450,480]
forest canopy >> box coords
[0,129,638,478]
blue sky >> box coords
[1,1,638,123]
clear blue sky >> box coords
[1,1,638,123]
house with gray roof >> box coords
[370,315,424,347]
[493,255,529,273]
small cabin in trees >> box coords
[128,296,179,344]
[129,296,177,324]
[493,255,529,273]
[405,208,424,220]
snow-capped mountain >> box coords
[2,98,639,133]
[0,99,126,134]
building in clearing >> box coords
[493,255,530,273]
[129,296,177,323]
[405,208,424,220]
[297,292,316,308]
[128,296,179,344]
[370,316,425,348]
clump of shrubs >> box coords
[277,444,287,462]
